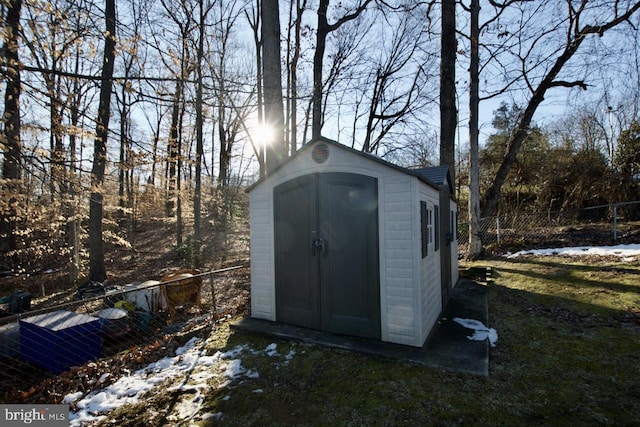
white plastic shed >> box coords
[248,138,458,347]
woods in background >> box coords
[1,0,640,275]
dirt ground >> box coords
[0,216,251,404]
[0,216,250,312]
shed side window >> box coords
[420,201,428,257]
[434,205,440,251]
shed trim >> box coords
[246,137,446,194]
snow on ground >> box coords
[463,243,640,347]
[66,243,640,424]
[507,243,640,260]
[66,338,290,426]
[453,318,498,347]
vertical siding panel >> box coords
[249,189,275,320]
[382,174,419,346]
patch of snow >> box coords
[507,243,640,259]
[63,392,83,405]
[453,318,498,347]
[66,338,295,426]
[223,359,247,379]
[283,350,296,365]
[202,412,223,421]
[265,343,279,356]
[97,373,110,384]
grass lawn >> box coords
[99,256,640,426]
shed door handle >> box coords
[311,238,325,255]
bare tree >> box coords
[65,15,95,284]
[311,0,372,139]
[467,0,482,258]
[481,0,640,217]
[156,0,196,251]
[361,13,429,154]
[440,0,456,184]
[245,1,265,176]
[194,0,213,266]
[21,1,93,204]
[115,0,150,238]
[0,0,22,268]
[285,0,308,154]
[461,0,521,257]
[261,0,286,173]
[88,0,116,283]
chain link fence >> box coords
[0,264,250,404]
[458,201,640,255]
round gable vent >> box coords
[311,142,329,164]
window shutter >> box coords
[420,201,428,258]
[435,205,440,251]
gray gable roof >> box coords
[247,137,454,198]
[412,165,454,195]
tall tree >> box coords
[261,0,286,173]
[0,0,22,268]
[115,0,147,233]
[440,0,456,184]
[88,0,116,283]
[194,0,211,267]
[66,28,92,284]
[285,0,307,155]
[311,0,372,140]
[246,1,265,176]
[157,0,195,248]
[467,0,482,258]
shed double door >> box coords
[274,172,380,339]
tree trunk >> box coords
[176,97,186,248]
[118,85,128,222]
[286,0,305,154]
[50,99,64,203]
[289,1,302,154]
[312,0,329,140]
[89,0,116,283]
[67,51,82,284]
[247,1,265,177]
[262,0,286,173]
[440,0,457,186]
[0,0,22,268]
[166,81,182,217]
[194,0,206,268]
[467,0,483,259]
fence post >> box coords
[496,217,501,245]
[209,271,217,321]
[613,204,618,241]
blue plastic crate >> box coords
[19,310,102,373]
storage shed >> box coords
[248,138,458,347]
